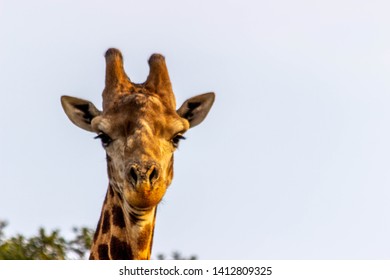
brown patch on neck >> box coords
[112,205,126,228]
[101,210,111,234]
[109,236,133,259]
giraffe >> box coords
[60,48,215,260]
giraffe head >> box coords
[61,49,214,210]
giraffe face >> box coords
[61,49,215,210]
[90,93,189,208]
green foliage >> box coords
[156,251,197,260]
[0,221,93,260]
[0,221,196,260]
[67,227,94,259]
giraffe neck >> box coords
[89,185,157,260]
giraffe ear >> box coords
[177,92,215,128]
[61,95,101,132]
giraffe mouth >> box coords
[123,181,166,208]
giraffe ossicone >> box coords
[61,48,215,260]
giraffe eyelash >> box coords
[172,134,186,148]
[94,132,112,148]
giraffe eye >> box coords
[171,134,186,148]
[94,132,112,148]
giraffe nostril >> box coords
[129,166,138,185]
[149,166,158,184]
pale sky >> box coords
[1,0,390,259]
